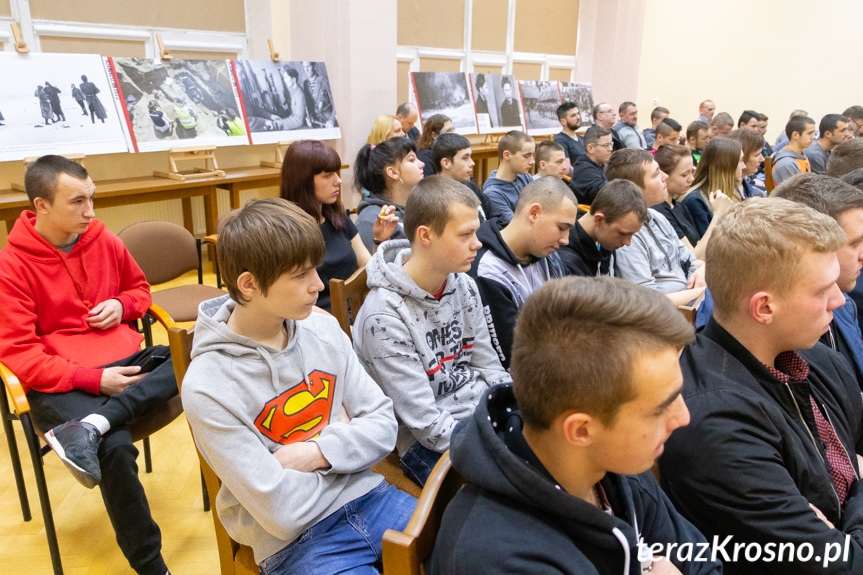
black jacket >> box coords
[660,318,863,574]
[558,218,614,277]
[571,154,606,205]
[430,384,722,575]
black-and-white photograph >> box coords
[471,73,523,134]
[0,52,128,162]
[411,72,478,135]
[107,57,249,153]
[560,81,594,127]
[519,80,562,135]
[235,60,340,144]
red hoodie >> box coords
[0,211,150,394]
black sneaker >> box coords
[45,420,102,488]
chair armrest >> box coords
[202,234,218,245]
[148,304,177,331]
[0,361,30,416]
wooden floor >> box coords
[1,271,223,574]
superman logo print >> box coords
[255,370,336,444]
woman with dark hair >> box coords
[280,140,398,311]
[416,114,453,176]
[354,136,424,252]
[680,137,745,237]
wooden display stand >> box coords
[154,147,225,181]
[260,141,292,169]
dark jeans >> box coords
[26,345,179,575]
[400,441,443,487]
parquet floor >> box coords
[1,271,223,574]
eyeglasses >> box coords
[592,142,614,149]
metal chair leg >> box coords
[1,388,31,521]
[201,468,210,512]
[143,436,153,473]
[22,414,63,574]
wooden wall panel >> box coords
[398,60,412,105]
[38,36,147,58]
[512,61,541,80]
[398,0,464,49]
[471,0,507,52]
[514,0,579,55]
[549,67,572,82]
[419,57,461,72]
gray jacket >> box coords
[613,120,647,149]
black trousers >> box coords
[27,345,178,575]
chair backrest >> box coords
[329,266,370,340]
[381,451,466,575]
[119,221,200,285]
[167,326,258,575]
[764,156,775,194]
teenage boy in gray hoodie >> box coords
[354,176,512,487]
[182,198,416,574]
[771,115,816,185]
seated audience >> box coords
[697,99,715,123]
[0,155,179,575]
[828,138,863,178]
[533,140,568,179]
[613,101,647,149]
[843,105,863,138]
[279,140,397,312]
[396,101,420,141]
[653,144,731,259]
[571,125,613,205]
[659,198,863,575]
[730,128,767,197]
[353,176,511,487]
[367,113,405,145]
[686,120,711,166]
[432,132,489,218]
[773,109,809,151]
[805,114,851,175]
[737,109,761,132]
[758,112,773,158]
[681,137,745,237]
[416,113,453,176]
[430,276,721,575]
[772,115,816,185]
[593,102,625,150]
[354,137,423,251]
[183,198,417,573]
[482,130,535,226]
[559,179,647,277]
[554,101,585,167]
[772,173,863,390]
[709,112,734,137]
[652,117,682,152]
[608,149,707,305]
[468,177,576,369]
[643,105,670,149]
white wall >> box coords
[636,0,863,144]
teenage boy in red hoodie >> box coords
[0,155,178,575]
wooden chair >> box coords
[764,156,775,193]
[0,305,184,575]
[677,288,706,326]
[329,266,370,340]
[167,325,258,575]
[382,451,465,575]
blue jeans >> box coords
[400,441,443,487]
[259,480,417,575]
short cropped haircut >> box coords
[557,101,578,120]
[396,102,414,117]
[403,175,479,242]
[592,103,606,121]
[589,179,648,224]
[657,118,682,137]
[730,128,764,161]
[514,176,576,215]
[758,112,769,122]
[218,198,325,305]
[605,149,654,189]
[650,106,670,122]
[789,109,809,120]
[785,116,815,140]
[432,132,471,172]
[841,169,863,191]
[828,139,863,178]
[771,173,863,220]
[535,140,565,165]
[618,101,636,115]
[820,114,848,136]
[706,198,845,321]
[843,106,863,123]
[512,276,694,428]
[583,125,611,147]
[711,112,734,128]
[498,130,533,161]
[25,155,89,206]
[737,110,759,127]
[687,121,709,142]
